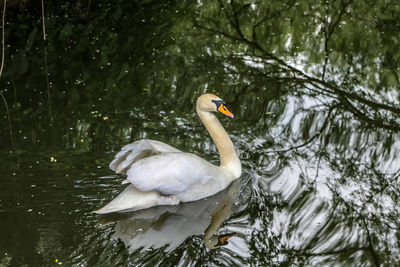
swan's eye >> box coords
[211,99,226,110]
[212,99,234,118]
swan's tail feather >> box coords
[93,185,160,214]
[109,140,181,175]
[109,142,162,174]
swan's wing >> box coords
[126,152,220,195]
[110,139,181,174]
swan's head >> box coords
[196,93,234,118]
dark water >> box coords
[1,0,400,266]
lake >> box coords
[1,0,399,266]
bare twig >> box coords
[360,216,381,266]
[41,0,55,146]
[43,47,53,123]
[267,104,337,154]
[41,0,46,40]
[0,92,14,150]
[0,0,6,76]
[0,0,14,151]
[321,0,353,80]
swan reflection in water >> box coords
[98,181,239,252]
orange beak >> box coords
[217,104,234,118]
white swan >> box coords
[94,93,241,214]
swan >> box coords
[94,93,241,214]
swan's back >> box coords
[126,152,226,196]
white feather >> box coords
[109,139,181,174]
[126,152,230,198]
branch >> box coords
[267,103,338,154]
[0,0,14,151]
[0,0,5,77]
[195,1,400,127]
[41,0,46,40]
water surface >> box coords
[1,0,400,266]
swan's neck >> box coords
[196,109,242,178]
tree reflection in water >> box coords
[0,0,399,266]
